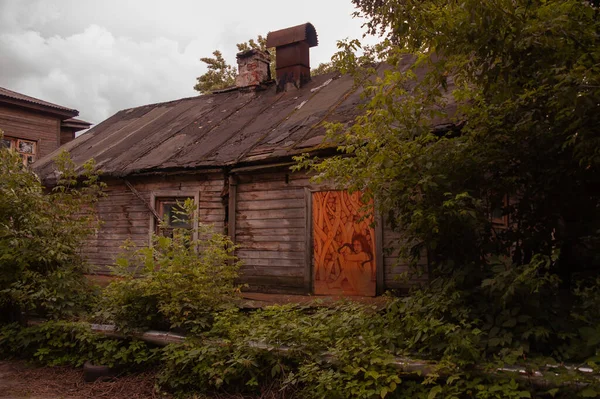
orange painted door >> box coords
[312,191,376,296]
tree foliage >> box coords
[294,1,600,394]
[194,35,273,94]
[0,134,104,320]
[312,61,337,77]
[193,50,236,94]
[299,0,600,281]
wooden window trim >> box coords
[149,190,200,245]
[1,136,37,165]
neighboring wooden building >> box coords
[0,87,91,164]
[35,23,434,297]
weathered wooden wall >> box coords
[380,226,428,293]
[60,128,76,146]
[234,169,308,294]
[84,173,225,274]
[232,168,422,295]
[0,104,60,159]
[84,167,423,295]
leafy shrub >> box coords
[98,201,241,333]
[0,321,159,369]
[0,140,104,321]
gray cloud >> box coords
[0,0,375,125]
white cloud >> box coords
[0,0,377,125]
[1,24,202,122]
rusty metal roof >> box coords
[0,86,79,117]
[34,70,357,181]
[34,57,455,182]
[266,23,318,48]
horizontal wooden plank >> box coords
[237,257,304,267]
[94,236,148,243]
[201,214,225,223]
[236,209,304,220]
[100,215,151,223]
[235,234,305,243]
[235,170,310,182]
[198,201,224,209]
[237,241,305,252]
[236,250,305,260]
[236,227,305,236]
[240,266,304,278]
[95,204,151,213]
[236,198,304,211]
[199,208,225,216]
[238,275,304,289]
[236,179,318,192]
[98,220,150,227]
[97,227,150,235]
[236,218,305,229]
[237,189,304,201]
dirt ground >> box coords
[0,361,165,399]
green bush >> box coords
[0,321,159,369]
[98,201,242,333]
[0,137,104,321]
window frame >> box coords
[1,136,37,165]
[149,190,200,245]
[491,194,509,229]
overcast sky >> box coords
[0,0,375,125]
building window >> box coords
[149,190,200,245]
[0,138,11,149]
[1,136,36,165]
[155,197,193,237]
[491,195,509,228]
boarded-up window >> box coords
[312,190,376,296]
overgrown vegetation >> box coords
[97,200,242,333]
[0,136,104,321]
[299,0,600,278]
[1,1,599,398]
[2,275,600,398]
[193,35,272,94]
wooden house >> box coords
[0,86,91,165]
[34,23,430,297]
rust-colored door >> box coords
[312,191,376,296]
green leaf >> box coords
[428,385,443,399]
[581,388,598,398]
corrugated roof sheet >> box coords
[35,71,357,180]
[35,57,454,182]
[0,86,78,115]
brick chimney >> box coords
[235,49,271,89]
[266,23,318,91]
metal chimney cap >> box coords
[265,23,318,48]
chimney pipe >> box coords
[235,49,271,89]
[266,23,318,91]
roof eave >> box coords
[0,95,79,119]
